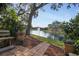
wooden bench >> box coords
[0,30,15,52]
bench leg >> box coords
[9,40,12,46]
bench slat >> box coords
[0,37,15,40]
[0,30,10,37]
[0,30,15,52]
[0,34,10,36]
[0,30,9,33]
[0,45,15,53]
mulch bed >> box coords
[23,35,41,49]
[44,45,64,56]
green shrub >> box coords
[74,40,79,55]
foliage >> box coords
[0,4,25,36]
[1,3,79,36]
[74,40,79,55]
[11,3,79,35]
[63,13,79,55]
[63,14,79,40]
[0,3,7,13]
[48,21,64,35]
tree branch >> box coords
[35,3,48,11]
[17,3,48,16]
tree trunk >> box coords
[25,4,46,35]
[26,13,32,35]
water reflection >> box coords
[31,29,64,41]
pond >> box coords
[30,28,64,41]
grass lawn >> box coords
[31,35,64,48]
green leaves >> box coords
[63,13,79,54]
[6,8,18,21]
[0,3,7,13]
[0,4,25,33]
[48,21,64,35]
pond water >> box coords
[30,28,64,41]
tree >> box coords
[63,13,79,54]
[0,3,7,12]
[0,4,25,36]
[12,3,79,35]
[48,21,64,35]
[63,14,79,40]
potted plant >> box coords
[74,40,79,55]
[64,39,75,55]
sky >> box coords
[32,4,79,28]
